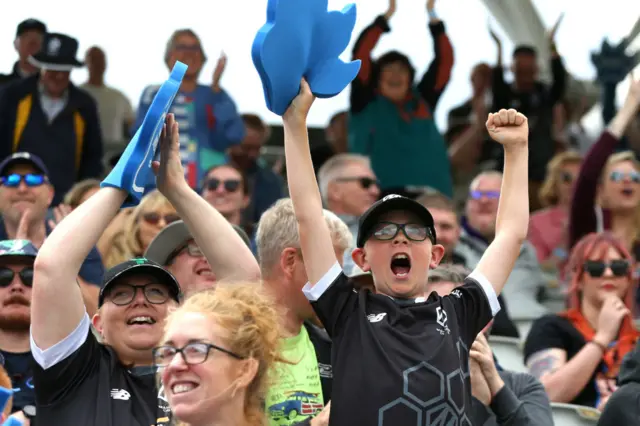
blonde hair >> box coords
[164,29,206,67]
[255,198,352,278]
[318,153,371,205]
[538,151,582,207]
[0,364,11,417]
[63,178,101,208]
[104,190,175,268]
[601,151,640,245]
[165,283,284,426]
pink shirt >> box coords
[529,206,569,262]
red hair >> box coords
[564,232,636,310]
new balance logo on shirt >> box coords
[367,313,387,323]
[110,389,131,400]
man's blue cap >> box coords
[0,152,49,177]
[0,240,38,259]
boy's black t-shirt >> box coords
[303,263,499,426]
[524,314,598,407]
[30,314,171,426]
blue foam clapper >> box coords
[3,418,22,426]
[101,61,188,207]
[251,0,361,116]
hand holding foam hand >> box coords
[101,62,187,207]
[486,109,529,148]
[251,0,361,115]
[283,79,315,125]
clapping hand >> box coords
[212,51,227,92]
[152,114,187,196]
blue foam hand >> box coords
[0,387,10,414]
[101,62,188,207]
[252,0,361,116]
[2,418,22,426]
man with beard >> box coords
[0,239,38,421]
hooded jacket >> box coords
[597,341,640,425]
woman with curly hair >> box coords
[154,283,285,426]
[524,232,640,410]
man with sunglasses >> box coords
[456,170,546,322]
[28,113,259,426]
[145,219,252,295]
[0,240,38,423]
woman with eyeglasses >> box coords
[154,283,283,426]
[528,151,582,271]
[99,190,180,269]
[570,77,640,257]
[524,232,640,410]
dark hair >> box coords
[202,164,250,196]
[513,45,537,57]
[373,50,416,86]
[241,114,268,133]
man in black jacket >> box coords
[597,340,640,425]
[0,19,46,87]
[0,32,103,205]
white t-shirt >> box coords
[80,83,134,148]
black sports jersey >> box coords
[31,316,170,426]
[304,263,498,425]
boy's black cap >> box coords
[357,194,436,248]
[99,258,182,307]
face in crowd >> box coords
[166,240,214,296]
[326,161,380,217]
[228,116,266,171]
[166,30,205,80]
[0,255,34,332]
[465,173,502,239]
[599,155,640,212]
[41,69,71,98]
[379,60,412,103]
[0,163,53,224]
[511,49,538,90]
[85,46,106,78]
[354,210,445,299]
[15,28,44,70]
[429,207,460,258]
[136,202,179,252]
[201,165,249,220]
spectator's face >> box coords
[430,208,460,256]
[556,161,581,206]
[356,211,444,299]
[0,257,33,332]
[512,53,538,89]
[470,64,491,95]
[0,163,53,224]
[326,113,348,146]
[160,313,249,424]
[328,162,379,216]
[167,240,215,296]
[580,244,630,307]
[228,127,265,170]
[95,275,175,356]
[202,166,248,218]
[137,207,179,251]
[168,33,204,78]
[15,30,44,61]
[85,47,106,76]
[601,160,640,211]
[425,280,457,297]
[465,175,502,238]
[41,69,71,98]
[379,62,411,102]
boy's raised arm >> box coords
[283,80,339,286]
[474,109,529,294]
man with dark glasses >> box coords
[0,240,38,422]
[0,152,104,315]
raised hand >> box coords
[212,51,227,92]
[488,24,501,46]
[152,113,187,195]
[486,109,529,147]
[283,79,315,125]
[547,13,564,42]
[47,204,72,231]
[624,72,640,108]
[384,0,396,20]
[596,295,630,345]
[427,0,435,11]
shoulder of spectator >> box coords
[499,370,548,397]
[140,84,161,104]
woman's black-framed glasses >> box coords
[153,342,244,367]
[583,260,630,277]
[108,283,171,306]
[0,267,34,287]
[372,222,433,243]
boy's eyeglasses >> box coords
[372,222,434,243]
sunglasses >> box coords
[609,171,640,183]
[583,260,630,277]
[167,242,203,264]
[0,267,34,287]
[0,173,46,187]
[469,190,500,200]
[107,283,171,306]
[153,341,243,367]
[559,171,576,183]
[336,176,379,190]
[204,178,241,193]
[142,212,180,226]
[373,222,434,243]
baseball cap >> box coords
[0,152,49,177]
[144,220,252,266]
[356,194,436,248]
[99,258,181,307]
[0,239,38,259]
[16,19,47,37]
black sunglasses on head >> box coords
[204,178,241,193]
[0,267,34,287]
[336,176,379,190]
[583,260,630,277]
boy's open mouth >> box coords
[391,253,411,278]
